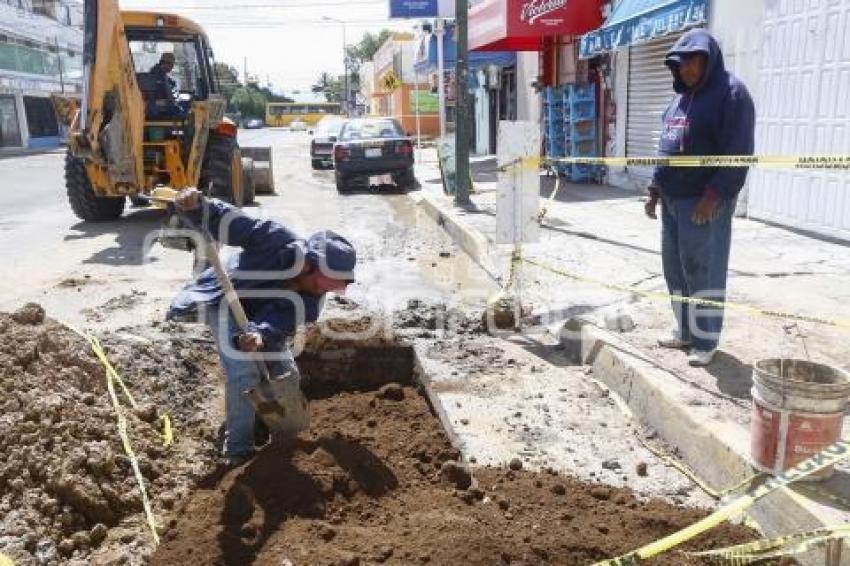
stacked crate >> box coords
[565,84,598,183]
[543,86,568,176]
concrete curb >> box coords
[410,190,500,281]
[0,147,64,160]
[560,317,850,566]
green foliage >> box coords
[213,62,291,117]
[345,29,392,91]
[311,72,344,103]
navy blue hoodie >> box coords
[651,29,756,200]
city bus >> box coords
[265,102,343,127]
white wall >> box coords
[708,0,765,214]
[608,47,631,189]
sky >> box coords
[120,0,415,96]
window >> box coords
[23,96,59,138]
[0,95,22,147]
[129,39,203,96]
[340,119,403,141]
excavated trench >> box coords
[151,335,768,566]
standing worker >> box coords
[644,29,756,367]
[167,188,356,464]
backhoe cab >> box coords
[55,0,274,222]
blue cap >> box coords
[304,230,356,281]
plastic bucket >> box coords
[750,359,850,480]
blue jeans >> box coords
[206,309,298,457]
[660,196,735,352]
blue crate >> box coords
[568,163,596,183]
[568,84,594,102]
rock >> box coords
[590,487,611,501]
[440,460,472,490]
[310,448,337,468]
[58,538,75,557]
[635,462,648,477]
[550,483,566,496]
[133,403,158,423]
[462,486,485,504]
[601,459,621,471]
[376,383,404,402]
[602,305,636,332]
[318,524,337,542]
[375,546,394,562]
[508,458,523,471]
[497,498,510,511]
[439,251,452,258]
[12,303,46,325]
[89,523,108,546]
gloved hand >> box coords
[238,332,264,352]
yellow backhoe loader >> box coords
[53,0,275,222]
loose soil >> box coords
[152,378,764,565]
[0,304,220,565]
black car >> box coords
[310,117,345,169]
[332,118,415,193]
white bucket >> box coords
[750,359,850,480]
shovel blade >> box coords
[245,372,310,436]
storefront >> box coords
[580,0,709,189]
[469,0,604,175]
[414,22,516,154]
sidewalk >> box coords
[413,147,850,562]
[0,146,64,160]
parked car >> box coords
[310,117,345,169]
[243,117,264,129]
[290,119,308,131]
[332,118,415,193]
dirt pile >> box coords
[0,304,220,565]
[152,376,763,566]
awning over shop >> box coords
[579,0,708,58]
[414,24,517,74]
[469,0,604,52]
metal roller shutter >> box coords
[626,34,683,186]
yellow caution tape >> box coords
[160,414,173,448]
[60,322,163,546]
[687,524,850,563]
[87,335,161,546]
[522,257,850,331]
[498,154,850,173]
[591,438,850,565]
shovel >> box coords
[151,187,310,436]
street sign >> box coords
[389,0,454,18]
[410,90,439,113]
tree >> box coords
[213,62,241,103]
[230,86,267,118]
[311,72,344,103]
[345,29,392,92]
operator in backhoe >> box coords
[148,52,184,117]
[166,188,357,465]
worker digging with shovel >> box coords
[165,187,357,466]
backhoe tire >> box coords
[199,133,243,205]
[65,151,125,221]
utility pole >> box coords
[436,18,446,137]
[454,0,471,205]
[342,23,349,117]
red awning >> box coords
[469,0,604,52]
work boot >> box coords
[254,419,270,449]
[688,349,717,367]
[657,330,691,349]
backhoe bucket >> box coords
[245,370,310,436]
[241,146,274,194]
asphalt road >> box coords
[0,129,492,331]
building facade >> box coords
[583,0,850,242]
[372,32,441,138]
[0,0,83,151]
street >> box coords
[0,129,493,332]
